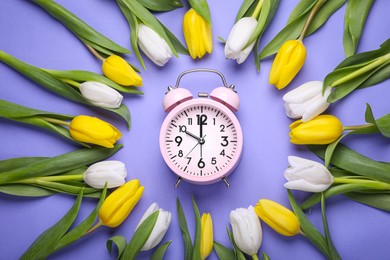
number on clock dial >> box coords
[164,105,238,177]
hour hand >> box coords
[184,130,201,142]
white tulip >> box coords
[230,205,262,256]
[138,24,173,66]
[79,81,123,109]
[224,17,258,64]
[283,81,332,122]
[136,203,172,251]
[284,156,334,192]
[83,160,127,189]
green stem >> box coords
[252,254,259,260]
[60,78,81,88]
[298,0,327,41]
[85,44,105,62]
[334,177,390,190]
[343,123,374,131]
[40,117,71,126]
[18,174,83,184]
[330,53,390,87]
[251,0,264,19]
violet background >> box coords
[0,0,389,259]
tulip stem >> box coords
[252,254,259,260]
[298,0,327,41]
[61,78,81,88]
[330,53,390,87]
[334,177,390,190]
[41,117,71,126]
[85,44,106,62]
[18,174,84,184]
[251,0,264,19]
[343,123,373,131]
[83,221,103,236]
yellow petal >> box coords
[255,199,300,236]
[102,55,142,86]
[200,213,213,259]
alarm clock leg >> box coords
[222,177,230,187]
[174,177,182,188]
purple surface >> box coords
[0,0,389,259]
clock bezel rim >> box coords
[159,98,243,185]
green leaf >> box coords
[188,0,212,25]
[324,133,348,167]
[33,180,99,196]
[375,113,390,138]
[107,236,127,259]
[0,51,132,128]
[365,103,376,124]
[343,0,374,57]
[191,197,201,260]
[287,190,331,258]
[20,190,84,260]
[151,240,172,260]
[320,194,341,260]
[160,22,189,55]
[214,242,235,260]
[0,144,123,184]
[345,192,390,211]
[176,198,193,260]
[0,157,47,172]
[226,228,246,260]
[118,0,177,57]
[45,70,143,94]
[33,0,130,54]
[309,144,390,183]
[235,0,256,22]
[120,211,160,260]
[259,0,345,60]
[138,0,183,12]
[358,62,390,89]
[0,184,57,197]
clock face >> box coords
[160,99,243,184]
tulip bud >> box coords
[135,203,171,251]
[255,199,300,236]
[269,40,306,90]
[224,17,257,64]
[283,81,332,122]
[200,213,213,260]
[102,55,142,86]
[230,206,262,256]
[83,160,127,189]
[284,156,334,192]
[69,115,121,148]
[289,115,343,145]
[183,8,213,59]
[138,24,173,66]
[79,81,123,109]
[99,179,144,227]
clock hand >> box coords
[184,130,201,142]
[199,135,206,157]
[185,142,199,158]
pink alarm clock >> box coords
[159,69,243,187]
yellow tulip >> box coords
[99,179,144,227]
[102,55,142,86]
[255,199,300,237]
[289,114,343,145]
[69,115,121,148]
[269,40,306,90]
[183,8,213,59]
[200,213,213,260]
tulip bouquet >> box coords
[107,202,172,259]
[324,38,390,103]
[31,0,142,77]
[0,144,123,197]
[0,100,122,148]
[176,197,214,260]
[0,51,142,128]
[116,0,188,69]
[183,0,213,59]
[21,179,144,259]
[224,0,280,70]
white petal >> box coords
[142,210,171,251]
[137,203,160,229]
[79,82,123,108]
[282,81,323,103]
[301,94,330,121]
[284,179,331,192]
